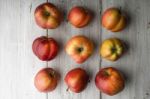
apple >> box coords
[68,6,92,28]
[100,38,125,61]
[34,2,62,29]
[65,68,89,93]
[95,67,125,96]
[32,36,58,61]
[34,68,59,92]
[65,35,94,64]
[102,7,126,32]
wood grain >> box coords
[101,0,150,99]
[0,0,150,99]
[0,0,47,99]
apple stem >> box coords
[52,71,55,75]
[119,6,122,13]
[66,87,69,92]
[88,80,90,83]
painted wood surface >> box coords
[0,0,150,99]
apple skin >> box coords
[34,68,59,92]
[68,6,92,28]
[95,67,125,96]
[65,68,89,93]
[65,35,94,64]
[102,7,126,32]
[32,36,58,61]
[100,38,125,61]
[34,3,62,29]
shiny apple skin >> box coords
[102,7,126,32]
[95,67,125,96]
[32,36,58,61]
[100,38,125,61]
[68,6,92,28]
[65,68,89,93]
[34,3,62,29]
[34,68,58,92]
[65,35,94,64]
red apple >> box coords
[34,3,62,29]
[65,68,89,93]
[102,7,126,32]
[65,35,94,64]
[32,36,58,61]
[95,67,125,96]
[34,68,59,92]
[68,6,92,28]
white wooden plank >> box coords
[0,0,47,99]
[19,0,48,99]
[101,0,150,99]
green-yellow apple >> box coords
[100,38,125,61]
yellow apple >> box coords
[100,38,125,61]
